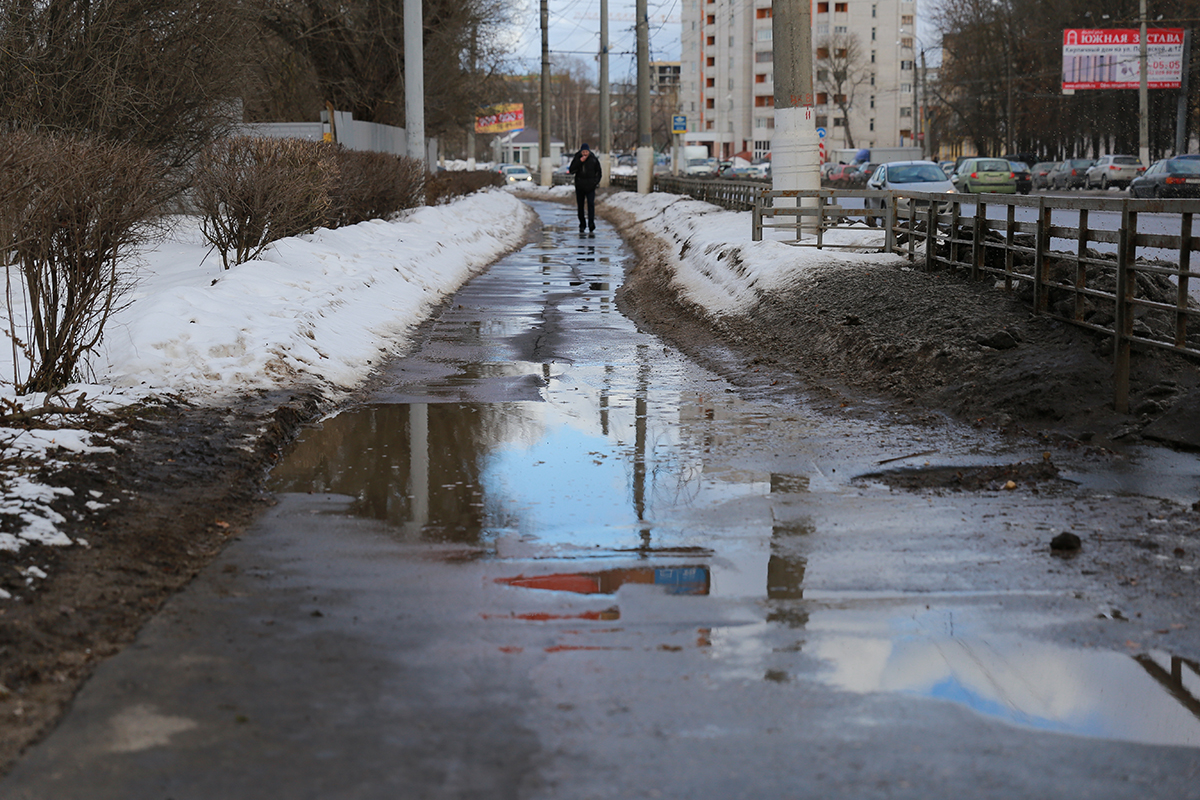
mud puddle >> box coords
[268,199,1200,754]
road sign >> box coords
[672,115,687,134]
[816,127,827,139]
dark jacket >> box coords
[568,150,602,192]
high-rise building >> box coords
[678,0,919,160]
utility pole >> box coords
[540,0,553,186]
[1176,29,1192,155]
[636,0,652,193]
[467,25,477,169]
[599,0,611,187]
[404,0,425,167]
[1138,0,1150,166]
[772,0,819,231]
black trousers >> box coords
[575,186,596,229]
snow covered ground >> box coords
[0,181,898,585]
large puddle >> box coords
[270,200,1200,751]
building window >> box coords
[900,37,913,49]
[869,119,875,131]
[835,2,848,10]
[871,3,876,16]
[707,56,715,66]
[900,106,912,116]
[729,36,735,46]
[900,83,911,93]
[870,51,876,63]
[871,27,876,41]
[754,96,774,107]
[817,1,829,12]
[901,15,914,25]
[816,47,829,59]
[900,60,914,70]
[706,35,715,46]
[756,8,772,18]
[833,118,844,127]
[706,120,714,130]
[815,115,828,127]
[706,77,715,87]
[706,14,715,24]
[707,98,715,109]
[817,23,829,34]
[728,78,734,89]
[755,51,773,63]
[755,73,767,83]
[870,73,876,86]
[834,25,847,33]
[816,68,828,81]
[869,95,875,108]
[816,92,828,104]
[756,29,772,41]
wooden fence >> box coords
[750,189,1200,413]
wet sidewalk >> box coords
[5,201,1198,799]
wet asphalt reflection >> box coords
[7,200,1198,799]
[270,200,1200,751]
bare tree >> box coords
[815,33,871,150]
[250,0,513,143]
[0,0,253,174]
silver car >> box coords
[1084,155,1144,190]
[863,160,957,226]
[502,165,534,185]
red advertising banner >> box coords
[1062,28,1184,90]
[475,103,525,134]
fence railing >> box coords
[749,189,1200,413]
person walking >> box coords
[568,143,602,233]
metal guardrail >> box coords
[750,189,1200,413]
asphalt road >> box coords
[5,200,1199,799]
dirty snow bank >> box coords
[598,190,905,316]
[0,189,535,559]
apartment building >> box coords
[678,0,919,160]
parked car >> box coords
[1030,161,1059,190]
[951,157,1017,194]
[863,160,957,225]
[853,163,879,186]
[1050,158,1096,190]
[1085,155,1144,190]
[501,165,534,185]
[1128,157,1200,199]
[1009,161,1032,194]
[824,163,862,187]
[939,160,956,177]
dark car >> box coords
[1009,161,1032,194]
[1030,161,1058,191]
[1051,158,1095,190]
[1128,157,1200,199]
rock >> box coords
[1050,532,1082,553]
[976,330,1019,350]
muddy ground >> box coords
[2,194,1199,773]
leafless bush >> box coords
[0,0,253,178]
[193,137,336,269]
[0,132,172,395]
[425,170,504,205]
[329,150,427,227]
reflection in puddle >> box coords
[497,566,711,595]
[803,600,1200,748]
[270,397,781,552]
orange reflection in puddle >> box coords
[484,608,621,621]
[496,566,710,596]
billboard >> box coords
[475,103,524,134]
[1062,28,1184,90]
